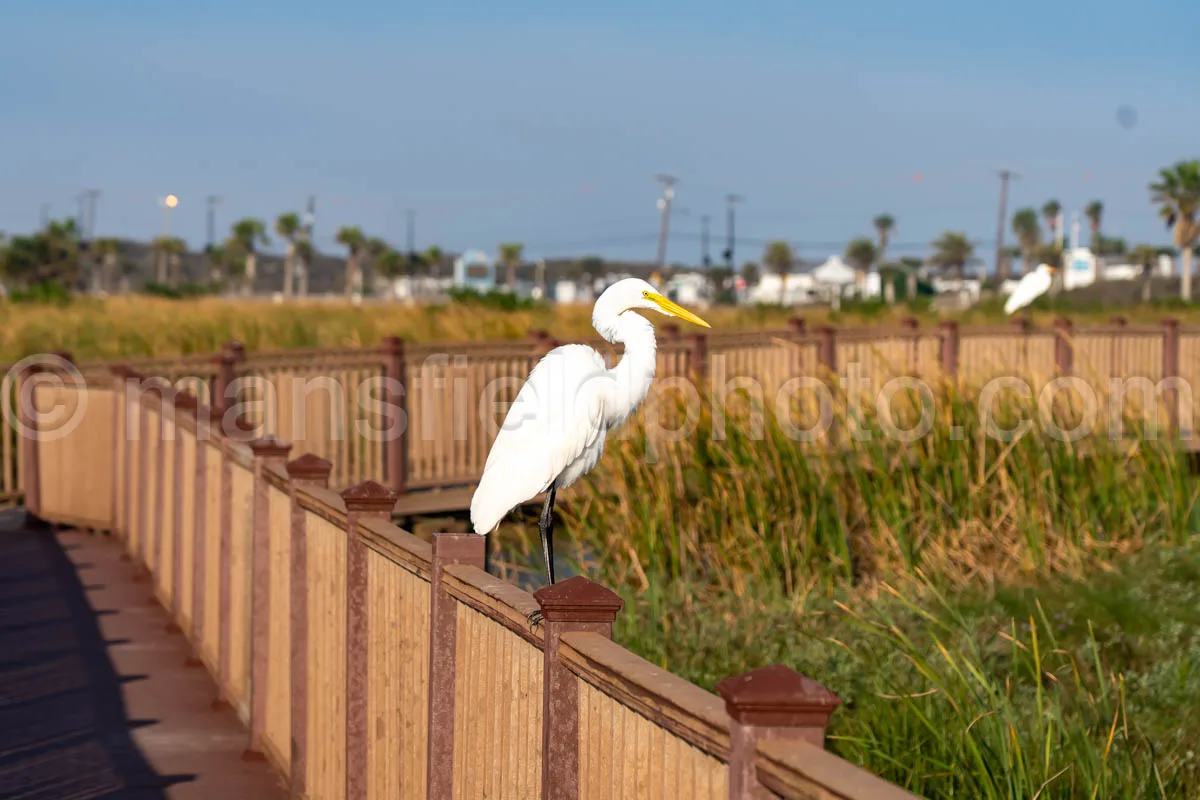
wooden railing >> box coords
[27,365,920,800]
[6,315,1198,505]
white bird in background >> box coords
[1004,263,1057,315]
[470,278,711,588]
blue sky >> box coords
[1,0,1197,267]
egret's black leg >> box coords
[539,482,558,585]
[527,481,558,632]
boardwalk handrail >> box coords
[28,364,922,799]
[6,315,1195,507]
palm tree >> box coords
[1085,201,1104,250]
[276,212,301,298]
[1041,200,1062,246]
[375,248,407,300]
[93,238,120,293]
[844,236,878,284]
[230,218,269,296]
[423,245,444,278]
[206,244,228,285]
[929,231,974,280]
[498,242,523,291]
[762,240,793,303]
[150,235,183,284]
[1011,208,1042,276]
[1130,244,1159,274]
[1149,160,1200,301]
[365,237,389,294]
[293,239,313,297]
[336,226,365,298]
[873,214,895,268]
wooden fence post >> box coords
[901,317,919,372]
[381,336,409,497]
[186,402,212,668]
[816,326,837,379]
[341,480,398,800]
[716,664,842,800]
[244,435,293,761]
[111,368,127,542]
[1011,317,1031,371]
[213,415,235,711]
[212,348,237,420]
[151,382,171,604]
[939,321,960,380]
[689,332,709,388]
[1054,317,1074,375]
[427,532,486,800]
[167,392,196,633]
[17,364,39,520]
[1163,318,1180,435]
[285,453,332,799]
[534,576,625,800]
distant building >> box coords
[453,250,496,291]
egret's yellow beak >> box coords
[644,292,711,328]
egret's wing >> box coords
[1005,273,1034,314]
[470,345,608,533]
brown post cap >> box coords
[174,392,197,409]
[716,664,842,728]
[249,435,292,458]
[661,323,681,339]
[533,576,624,623]
[224,340,246,359]
[900,317,919,330]
[938,319,958,330]
[52,350,74,364]
[787,317,806,333]
[380,335,405,355]
[1109,316,1127,327]
[1053,316,1073,331]
[1163,318,1179,330]
[110,365,136,380]
[341,480,398,514]
[286,453,333,482]
[1011,318,1032,332]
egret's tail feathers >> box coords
[469,469,520,535]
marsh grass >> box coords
[553,383,1200,797]
[1,295,1198,362]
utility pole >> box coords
[205,195,223,251]
[654,174,678,267]
[75,193,87,235]
[406,208,415,256]
[724,193,743,271]
[82,189,100,241]
[305,195,316,248]
[700,215,711,267]
[39,203,50,229]
[993,170,1018,280]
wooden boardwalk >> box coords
[0,510,286,799]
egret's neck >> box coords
[594,309,657,427]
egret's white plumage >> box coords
[470,279,709,552]
[1004,264,1056,315]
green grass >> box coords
[537,384,1200,797]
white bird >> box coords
[470,277,710,586]
[1004,263,1057,315]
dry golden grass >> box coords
[0,294,1193,363]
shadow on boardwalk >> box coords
[0,511,285,800]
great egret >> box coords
[470,277,711,588]
[1004,263,1057,315]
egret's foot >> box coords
[526,609,544,631]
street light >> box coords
[162,194,179,236]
